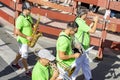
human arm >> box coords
[50,70,59,80]
[59,51,80,60]
[88,16,98,33]
[15,28,32,41]
[15,16,32,41]
[86,11,99,33]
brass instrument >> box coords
[51,60,75,77]
[49,61,58,71]
[57,61,75,77]
[28,15,42,48]
[33,48,73,79]
[49,60,73,80]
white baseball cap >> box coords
[37,49,55,61]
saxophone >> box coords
[28,16,42,48]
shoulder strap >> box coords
[77,31,85,46]
[81,32,85,45]
[60,35,71,41]
[21,13,32,24]
[48,67,51,80]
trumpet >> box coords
[57,61,75,77]
[49,61,73,80]
[50,60,75,77]
[33,48,73,79]
[49,61,58,71]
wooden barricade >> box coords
[0,0,15,24]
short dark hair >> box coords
[67,21,79,29]
[77,6,89,17]
[22,1,31,11]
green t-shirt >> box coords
[32,61,53,80]
[16,14,33,44]
[75,17,91,50]
[56,31,75,67]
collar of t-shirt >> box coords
[59,31,71,40]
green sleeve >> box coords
[15,16,23,30]
[32,70,47,80]
[76,17,90,32]
[80,23,90,32]
[58,37,69,52]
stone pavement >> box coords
[0,17,120,80]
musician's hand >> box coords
[52,70,59,79]
[93,16,99,22]
[52,64,57,71]
[26,36,32,41]
[88,11,94,15]
[74,53,80,58]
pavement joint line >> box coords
[9,64,33,77]
[0,39,23,76]
[0,72,17,80]
[5,30,16,39]
[0,37,33,77]
[0,39,16,64]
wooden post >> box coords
[96,0,111,60]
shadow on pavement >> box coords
[0,43,11,47]
[0,56,15,77]
[1,44,120,80]
[0,24,3,28]
[76,54,120,80]
[8,47,56,80]
[92,54,120,80]
[9,72,31,80]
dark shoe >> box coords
[25,71,32,77]
[93,57,103,62]
[11,63,21,69]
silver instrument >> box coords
[73,36,94,55]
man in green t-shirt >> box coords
[56,22,81,80]
[32,49,59,80]
[73,9,98,80]
[11,1,33,77]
